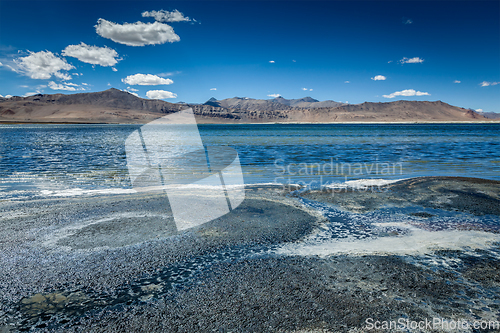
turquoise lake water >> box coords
[0,123,499,200]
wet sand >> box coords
[0,178,499,332]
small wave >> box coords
[324,178,408,189]
[39,188,137,197]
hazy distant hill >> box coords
[204,96,343,111]
[0,88,491,124]
[477,111,500,119]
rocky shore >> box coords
[0,178,499,332]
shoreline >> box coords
[1,177,499,332]
[1,120,499,125]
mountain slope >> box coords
[0,89,235,123]
[0,89,491,124]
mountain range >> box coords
[0,88,494,124]
[204,96,343,110]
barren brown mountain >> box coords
[0,88,492,124]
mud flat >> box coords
[0,178,499,332]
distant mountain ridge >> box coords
[477,111,500,119]
[204,96,343,111]
[0,88,493,124]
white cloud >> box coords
[48,81,83,91]
[309,89,313,91]
[383,89,430,98]
[268,93,281,98]
[292,60,296,62]
[269,60,275,63]
[302,88,308,91]
[399,57,424,64]
[127,86,139,92]
[371,75,386,81]
[95,19,180,47]
[123,89,139,97]
[454,80,461,83]
[0,61,3,66]
[210,88,217,90]
[122,73,173,85]
[157,71,181,77]
[13,50,74,80]
[388,60,393,63]
[146,90,177,99]
[112,67,117,72]
[141,9,193,22]
[62,43,120,67]
[480,81,499,87]
[476,109,483,112]
[344,81,350,83]
[403,18,413,24]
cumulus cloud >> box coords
[480,81,499,87]
[62,43,120,67]
[371,75,386,81]
[146,90,177,99]
[454,80,461,83]
[268,93,281,98]
[127,87,139,92]
[112,67,117,72]
[476,109,483,112]
[122,73,173,85]
[210,88,217,90]
[269,60,275,63]
[13,50,74,80]
[399,57,424,64]
[0,61,3,66]
[141,9,193,22]
[383,89,430,98]
[344,81,350,83]
[48,81,83,91]
[95,19,180,46]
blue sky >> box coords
[0,1,499,112]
